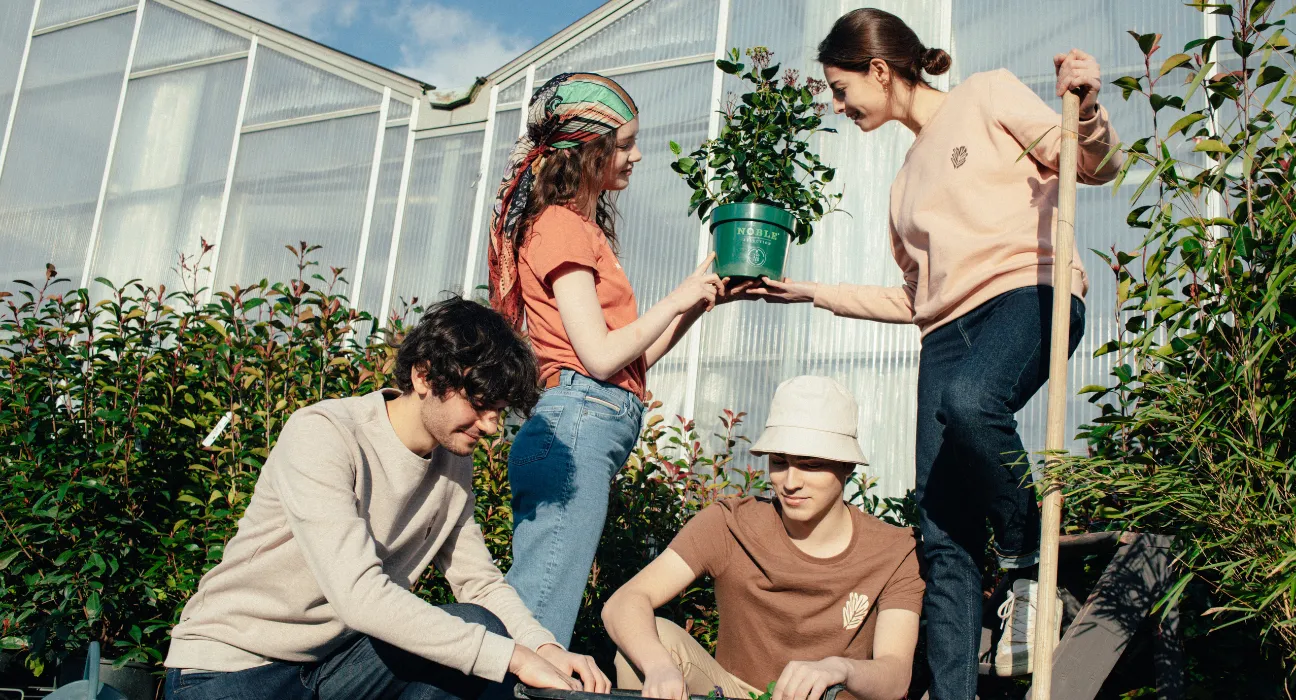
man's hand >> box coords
[508,644,580,691]
[640,661,688,700]
[535,643,612,693]
[772,658,850,700]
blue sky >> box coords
[220,0,606,89]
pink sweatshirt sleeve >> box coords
[989,69,1124,185]
[812,220,918,324]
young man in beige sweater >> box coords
[164,297,610,700]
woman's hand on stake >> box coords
[667,252,723,313]
[1053,48,1102,119]
[743,277,817,304]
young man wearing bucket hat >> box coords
[602,376,924,700]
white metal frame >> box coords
[32,5,136,36]
[204,37,258,304]
[378,100,419,324]
[0,0,42,186]
[460,83,500,297]
[348,86,391,311]
[130,50,249,80]
[518,64,536,137]
[682,0,730,420]
[80,0,147,291]
[242,104,383,134]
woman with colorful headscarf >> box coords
[488,72,724,646]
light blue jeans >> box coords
[505,369,644,646]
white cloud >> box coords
[219,0,359,37]
[389,2,534,90]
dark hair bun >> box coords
[921,47,952,76]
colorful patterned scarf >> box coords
[487,72,638,329]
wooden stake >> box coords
[1032,89,1081,700]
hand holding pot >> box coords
[744,277,817,304]
[667,252,723,313]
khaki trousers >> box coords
[614,618,760,698]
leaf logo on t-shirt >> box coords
[951,146,968,169]
[842,591,870,630]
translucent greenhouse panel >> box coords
[91,59,246,297]
[0,13,133,290]
[356,125,409,323]
[243,48,382,127]
[470,108,522,290]
[386,97,412,122]
[0,0,36,125]
[215,114,379,293]
[389,131,483,317]
[607,63,712,419]
[536,0,718,80]
[35,0,135,30]
[498,79,528,105]
[131,1,248,73]
[726,0,943,82]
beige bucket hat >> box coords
[750,375,868,465]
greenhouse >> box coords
[0,0,1226,496]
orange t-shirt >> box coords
[518,205,647,400]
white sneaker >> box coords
[993,578,1062,677]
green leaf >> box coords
[1256,65,1286,88]
[1250,0,1275,24]
[1184,61,1215,102]
[1128,31,1161,57]
[1168,113,1207,137]
[1016,125,1058,162]
[1158,53,1193,77]
[668,141,681,156]
[0,550,20,572]
[1112,75,1143,100]
[176,494,204,506]
[204,318,228,340]
[715,60,741,75]
[1193,139,1231,153]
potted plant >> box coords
[670,46,842,280]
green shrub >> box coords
[0,244,909,676]
[1051,1,1296,690]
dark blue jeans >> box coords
[163,604,517,700]
[915,286,1084,700]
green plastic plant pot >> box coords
[709,202,795,280]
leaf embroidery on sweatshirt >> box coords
[842,591,870,630]
[951,145,968,169]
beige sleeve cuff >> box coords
[472,632,517,683]
[515,627,561,653]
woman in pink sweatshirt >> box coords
[747,9,1123,697]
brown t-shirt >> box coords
[519,205,648,400]
[669,497,924,692]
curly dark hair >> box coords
[514,129,621,256]
[394,296,539,416]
